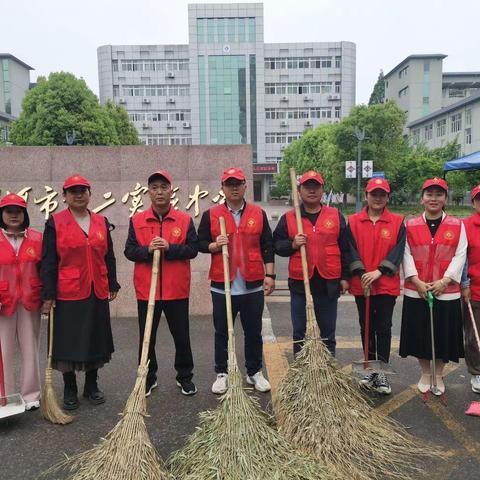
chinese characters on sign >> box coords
[0,184,226,219]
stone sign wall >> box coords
[0,145,253,317]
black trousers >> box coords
[137,299,194,383]
[212,290,264,377]
[354,294,396,364]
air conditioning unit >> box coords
[328,94,340,101]
[142,98,151,104]
[182,121,191,128]
[167,97,175,104]
[280,96,289,102]
[305,120,313,127]
[142,122,150,129]
[166,122,175,128]
[166,71,175,79]
[280,120,287,127]
[280,145,286,151]
[118,98,126,104]
[304,95,312,101]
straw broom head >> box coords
[168,360,335,480]
[41,364,172,480]
[41,250,171,479]
[276,335,441,480]
[40,367,73,425]
[41,307,74,425]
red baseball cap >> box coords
[299,170,324,186]
[366,178,391,193]
[63,174,91,190]
[148,169,172,184]
[421,177,448,192]
[0,193,27,209]
[471,184,480,200]
[222,167,246,182]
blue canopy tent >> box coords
[444,151,480,173]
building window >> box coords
[423,97,429,104]
[466,128,472,145]
[112,60,118,72]
[335,106,341,119]
[197,18,205,44]
[466,109,472,126]
[227,18,236,42]
[412,129,420,144]
[436,119,446,137]
[207,18,215,43]
[424,124,433,140]
[248,18,256,42]
[238,18,246,42]
[449,88,466,98]
[398,66,409,78]
[424,60,430,72]
[335,56,341,68]
[2,59,11,114]
[451,113,462,133]
[398,86,408,97]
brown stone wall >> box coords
[0,145,253,316]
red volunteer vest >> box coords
[208,203,265,283]
[464,214,480,300]
[285,206,341,280]
[404,215,461,294]
[132,207,191,301]
[0,228,42,317]
[53,209,109,301]
[348,207,404,296]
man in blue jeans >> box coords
[273,171,349,356]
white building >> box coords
[97,3,356,200]
[0,54,33,142]
[384,54,480,156]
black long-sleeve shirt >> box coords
[41,215,120,301]
[197,203,274,290]
[273,204,350,298]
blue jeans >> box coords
[290,291,338,356]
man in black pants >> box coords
[124,170,199,396]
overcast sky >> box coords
[3,0,480,104]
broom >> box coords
[40,306,74,425]
[275,167,440,480]
[167,216,334,480]
[42,249,171,480]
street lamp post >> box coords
[355,128,366,212]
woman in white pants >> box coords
[0,193,43,411]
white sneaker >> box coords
[211,373,228,394]
[25,400,40,411]
[471,375,480,393]
[246,371,271,393]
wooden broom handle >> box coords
[140,249,161,367]
[219,217,235,348]
[467,300,480,352]
[289,168,314,304]
[47,306,54,370]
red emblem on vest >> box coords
[380,228,391,239]
[323,218,335,229]
[444,230,454,240]
[26,247,36,257]
[172,227,182,237]
[247,218,256,228]
[97,231,105,241]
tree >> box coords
[9,72,140,146]
[369,70,385,105]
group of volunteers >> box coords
[1,166,479,416]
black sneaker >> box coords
[145,381,158,398]
[176,380,198,396]
[359,372,377,388]
[374,372,392,395]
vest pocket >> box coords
[58,268,81,296]
[0,280,11,308]
[324,245,341,275]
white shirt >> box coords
[403,212,467,300]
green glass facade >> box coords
[196,17,255,44]
[249,55,257,161]
[207,55,247,145]
[2,59,11,114]
[198,56,207,144]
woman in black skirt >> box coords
[400,177,466,395]
[40,174,120,410]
